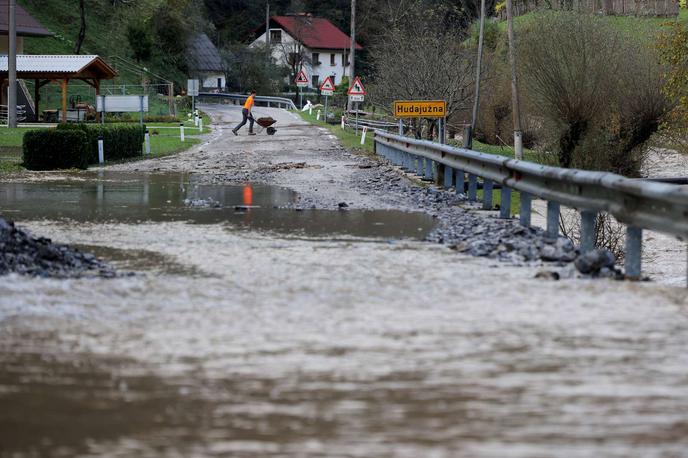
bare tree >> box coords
[75,0,86,54]
[275,15,312,95]
[369,1,474,138]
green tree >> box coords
[657,21,688,145]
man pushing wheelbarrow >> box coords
[232,90,278,136]
[232,90,257,136]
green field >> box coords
[0,116,210,172]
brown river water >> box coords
[2,175,688,456]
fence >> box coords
[374,130,688,281]
[198,93,297,110]
[497,0,679,17]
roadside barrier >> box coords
[197,93,297,110]
[374,130,688,281]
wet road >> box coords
[2,105,688,457]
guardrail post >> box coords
[625,226,642,280]
[444,165,453,189]
[424,159,433,180]
[468,174,478,202]
[547,201,560,238]
[500,186,512,219]
[455,170,465,195]
[580,210,597,253]
[520,192,531,227]
[483,179,494,210]
[415,156,424,176]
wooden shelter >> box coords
[0,54,117,122]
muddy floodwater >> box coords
[2,106,688,458]
[0,172,436,240]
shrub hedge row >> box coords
[23,129,89,170]
[58,123,145,163]
[23,124,145,170]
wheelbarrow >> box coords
[256,117,277,135]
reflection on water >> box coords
[0,172,436,239]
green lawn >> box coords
[0,119,208,171]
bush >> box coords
[518,12,668,175]
[57,123,145,163]
[23,129,89,170]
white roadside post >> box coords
[98,134,105,164]
[316,110,321,121]
[144,129,151,155]
[341,115,345,129]
[199,116,203,132]
[180,123,185,142]
[360,126,368,145]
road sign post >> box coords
[347,76,366,134]
[320,76,335,124]
[187,79,199,121]
[295,70,309,109]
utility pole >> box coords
[347,0,356,112]
[469,0,487,150]
[505,0,523,159]
[8,0,17,128]
[265,1,270,47]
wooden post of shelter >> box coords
[34,78,39,121]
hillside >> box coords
[19,0,204,86]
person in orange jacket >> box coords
[232,90,256,136]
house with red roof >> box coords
[252,14,362,89]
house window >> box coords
[342,52,350,67]
[270,29,282,43]
[312,52,320,65]
[331,74,336,85]
[330,53,336,66]
[312,75,320,88]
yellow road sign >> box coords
[393,100,446,118]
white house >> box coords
[252,14,362,89]
[187,33,226,91]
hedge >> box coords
[57,123,145,163]
[23,129,89,170]
[22,124,145,170]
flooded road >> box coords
[2,105,688,457]
[0,172,436,239]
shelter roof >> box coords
[0,54,117,79]
[0,2,52,37]
[187,33,223,72]
[258,15,362,51]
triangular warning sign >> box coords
[320,76,336,92]
[295,70,309,84]
[347,76,366,95]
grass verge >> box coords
[296,110,375,154]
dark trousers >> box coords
[234,108,254,132]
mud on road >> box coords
[2,104,688,457]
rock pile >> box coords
[0,217,116,278]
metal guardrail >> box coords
[198,93,297,110]
[374,130,688,280]
[344,118,399,131]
